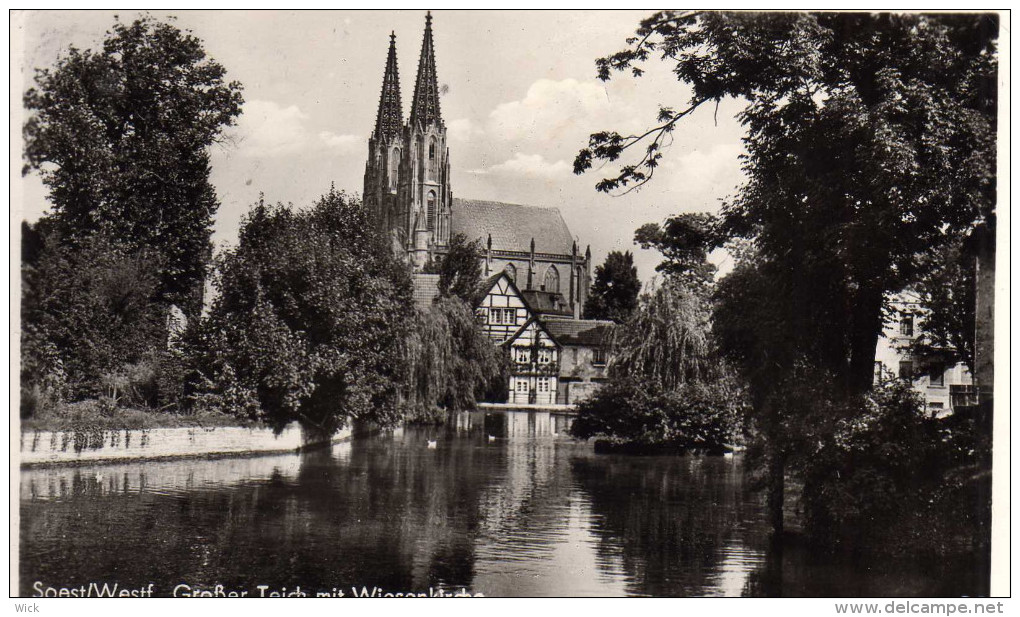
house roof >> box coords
[411,273,440,310]
[451,198,575,256]
[543,318,616,347]
[521,290,572,316]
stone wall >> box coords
[19,422,352,467]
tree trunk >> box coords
[767,444,786,538]
[847,286,884,394]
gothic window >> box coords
[504,263,516,283]
[427,137,438,180]
[427,191,436,230]
[543,265,560,293]
[388,147,400,190]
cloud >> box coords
[447,118,482,143]
[467,153,571,180]
[319,131,363,151]
[234,100,312,158]
[488,78,618,143]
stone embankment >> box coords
[19,422,351,467]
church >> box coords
[362,12,592,318]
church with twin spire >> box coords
[362,12,593,320]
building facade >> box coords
[363,13,592,318]
[874,292,975,416]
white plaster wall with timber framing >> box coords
[507,319,560,405]
[476,272,532,343]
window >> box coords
[592,348,608,366]
[899,313,914,337]
[874,361,884,384]
[898,360,914,381]
[543,265,560,293]
[489,308,515,325]
[427,191,436,230]
[515,379,529,393]
[514,347,531,364]
[929,367,945,387]
[388,147,400,190]
[504,263,517,283]
[475,308,488,324]
[537,348,552,364]
[537,377,550,393]
[428,138,437,180]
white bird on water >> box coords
[426,440,437,449]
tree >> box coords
[196,190,413,434]
[23,14,244,314]
[633,213,721,290]
[21,229,166,409]
[574,12,997,535]
[583,250,642,322]
[402,296,505,420]
[572,279,748,452]
[909,238,977,372]
[425,233,483,303]
[574,12,996,393]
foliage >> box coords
[611,279,713,390]
[194,189,414,434]
[401,297,505,422]
[634,214,722,290]
[21,229,166,412]
[797,380,991,555]
[576,11,997,395]
[908,238,977,372]
[583,250,642,323]
[21,398,248,432]
[572,278,748,451]
[571,375,747,452]
[23,14,243,313]
[423,233,483,303]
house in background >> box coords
[874,291,974,417]
[544,318,614,405]
[470,271,615,406]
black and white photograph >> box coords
[10,9,1008,604]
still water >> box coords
[20,411,987,597]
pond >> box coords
[18,411,989,597]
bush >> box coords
[798,380,991,556]
[570,375,747,453]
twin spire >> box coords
[372,11,443,140]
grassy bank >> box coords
[20,399,255,432]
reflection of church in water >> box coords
[362,12,592,318]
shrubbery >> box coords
[571,375,747,453]
[797,380,991,556]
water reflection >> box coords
[19,411,986,597]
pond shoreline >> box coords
[18,423,352,468]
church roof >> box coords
[451,198,575,256]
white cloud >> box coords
[468,153,571,180]
[447,118,481,143]
[488,78,618,142]
[319,131,362,151]
[234,100,312,158]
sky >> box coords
[12,9,749,283]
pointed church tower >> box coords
[402,11,453,268]
[363,32,405,243]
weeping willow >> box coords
[611,280,714,390]
[400,296,504,421]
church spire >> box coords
[373,31,403,141]
[410,11,442,127]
